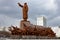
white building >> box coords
[51,26,60,37]
[0,27,5,31]
[37,16,47,26]
[0,27,9,32]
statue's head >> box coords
[24,3,27,5]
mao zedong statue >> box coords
[18,2,28,21]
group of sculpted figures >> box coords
[9,25,56,37]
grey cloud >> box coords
[48,16,60,26]
[0,0,22,19]
[0,14,20,27]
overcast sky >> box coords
[0,0,60,27]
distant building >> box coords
[37,16,47,26]
[0,27,5,31]
[51,26,60,37]
[0,27,9,32]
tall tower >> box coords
[37,16,47,26]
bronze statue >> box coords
[9,25,56,37]
[18,2,28,21]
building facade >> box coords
[37,16,47,26]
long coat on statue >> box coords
[23,3,28,19]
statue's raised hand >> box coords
[18,3,20,6]
[18,2,23,7]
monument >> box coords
[18,2,30,29]
[8,2,56,38]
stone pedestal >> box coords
[20,20,31,29]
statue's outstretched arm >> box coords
[18,3,23,7]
